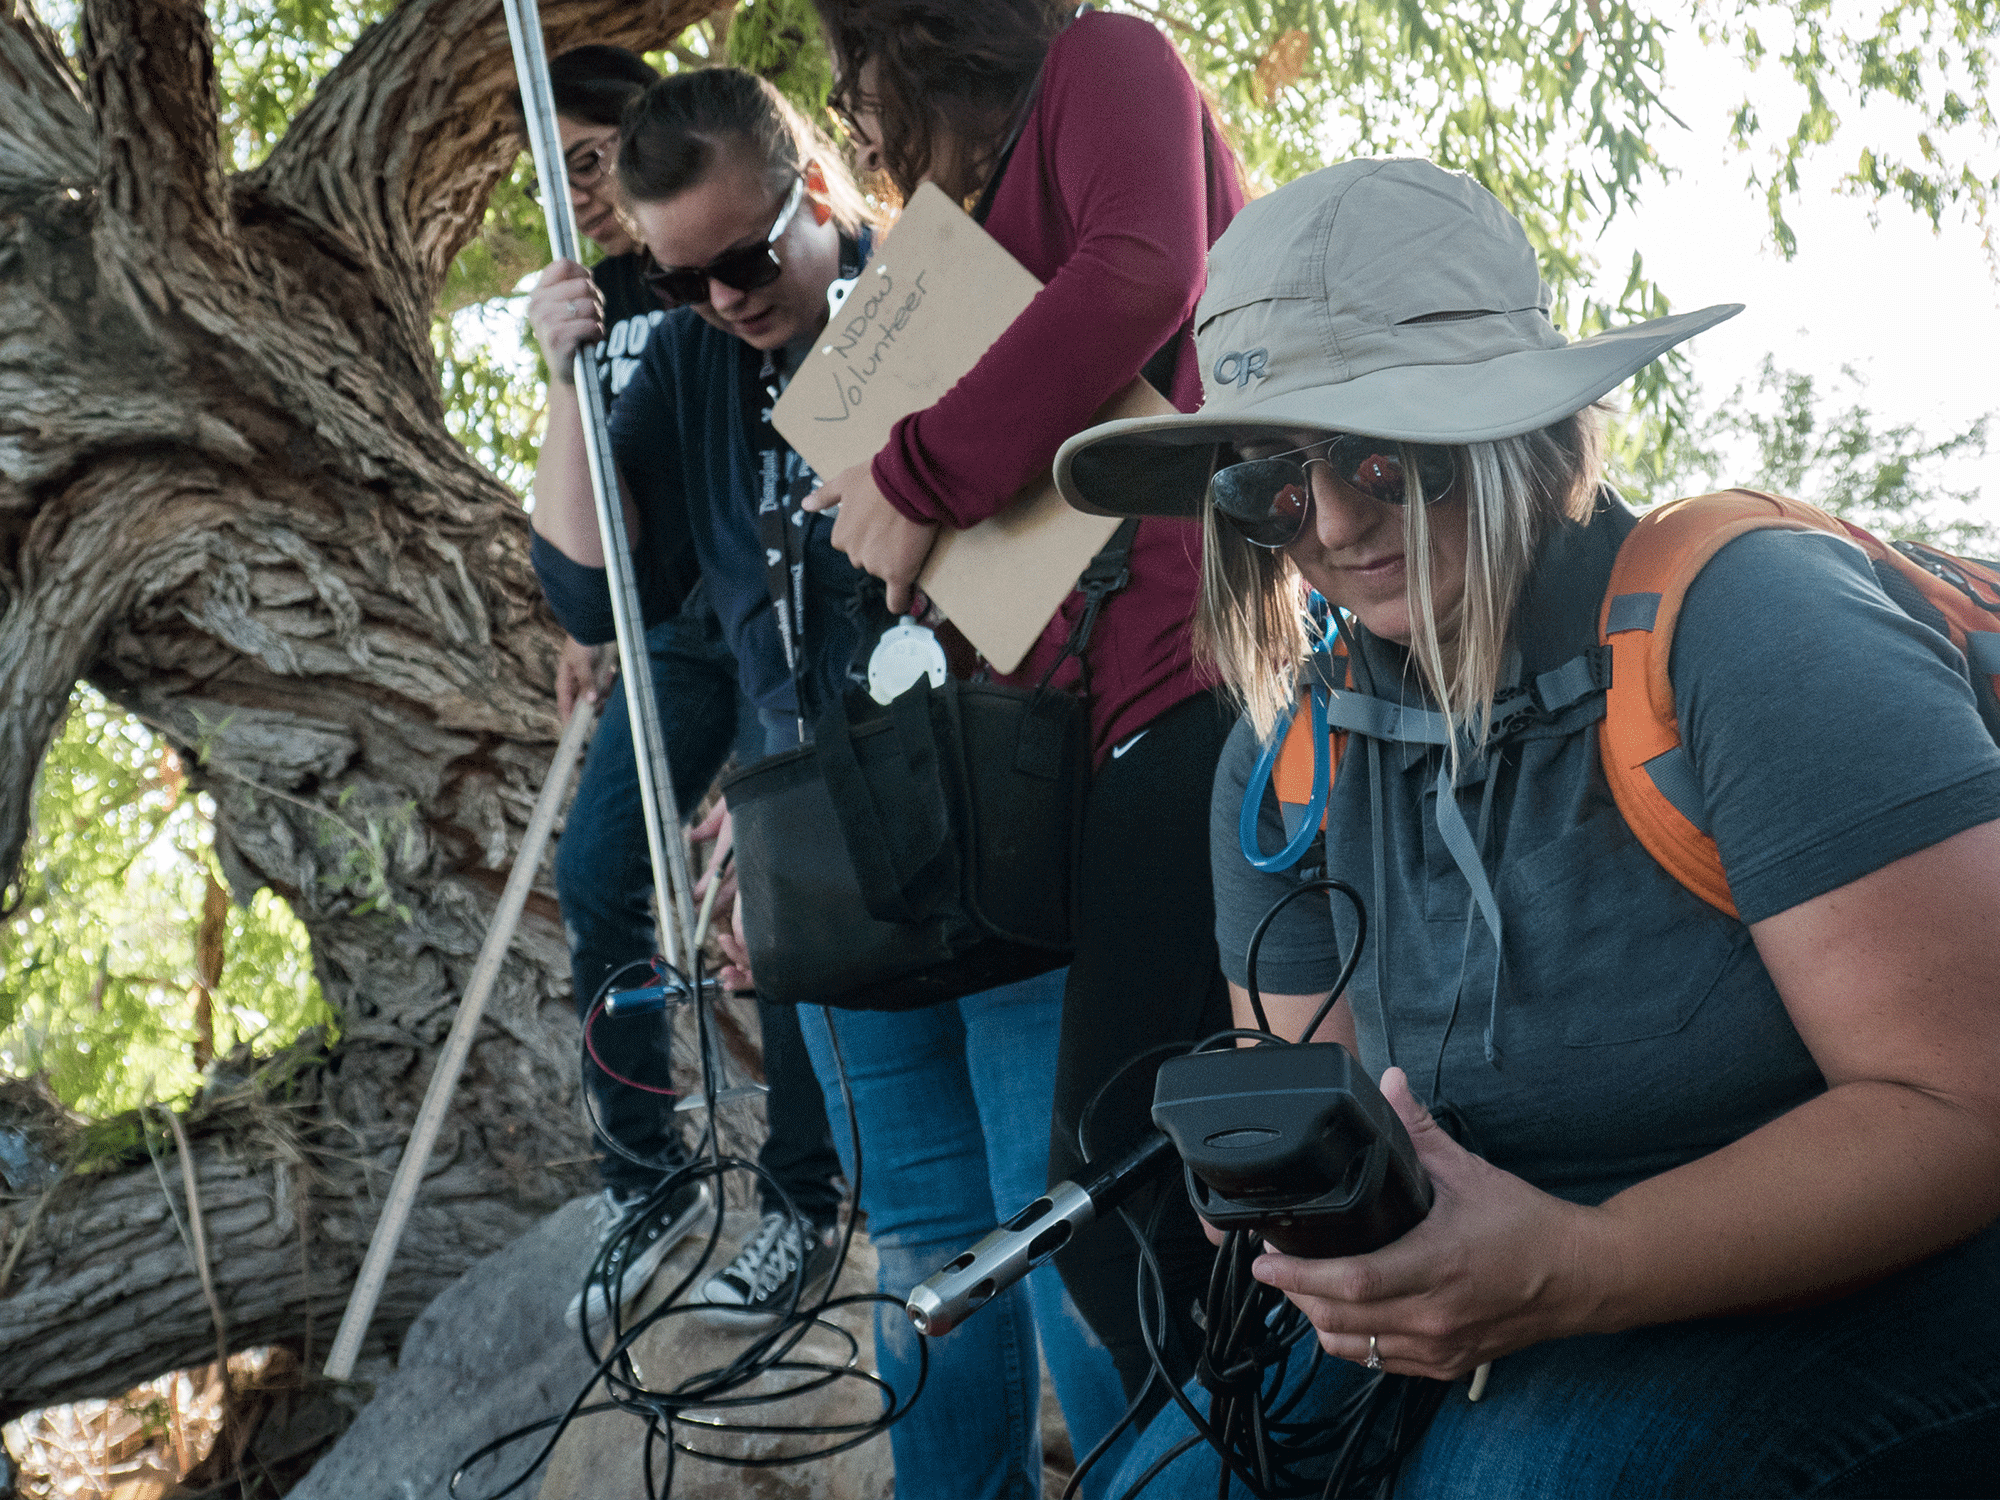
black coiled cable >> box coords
[1059,878,1452,1500]
[448,953,923,1500]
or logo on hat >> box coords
[1213,347,1269,388]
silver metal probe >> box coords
[907,1132,1177,1336]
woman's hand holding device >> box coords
[1246,1066,1601,1382]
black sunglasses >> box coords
[1209,435,1456,549]
[640,177,805,309]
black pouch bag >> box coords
[719,86,1181,1011]
[724,674,1088,1010]
[724,521,1137,1010]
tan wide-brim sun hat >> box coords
[1054,157,1742,520]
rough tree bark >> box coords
[0,0,732,1420]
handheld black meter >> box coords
[1150,1041,1431,1258]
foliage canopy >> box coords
[1626,357,1995,547]
[5,0,1994,1119]
[2,689,330,1118]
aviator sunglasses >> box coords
[640,176,805,309]
[1209,435,1456,549]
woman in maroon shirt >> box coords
[806,0,1247,1411]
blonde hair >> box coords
[1197,411,1606,746]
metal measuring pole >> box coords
[501,0,697,971]
[504,1,759,1124]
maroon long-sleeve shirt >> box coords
[871,11,1246,761]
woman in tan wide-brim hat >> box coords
[1057,157,2000,1496]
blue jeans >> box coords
[797,977,1135,1500]
[556,596,765,1195]
[1114,1220,2000,1498]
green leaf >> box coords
[1612,355,1994,550]
[2,689,331,1118]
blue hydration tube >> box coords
[1239,683,1329,872]
[1240,600,1339,873]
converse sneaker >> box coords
[567,1178,714,1332]
[695,1210,839,1327]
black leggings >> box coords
[1050,687,1237,1404]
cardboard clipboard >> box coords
[772,182,1176,674]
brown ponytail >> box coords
[617,66,875,234]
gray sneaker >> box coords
[567,1179,714,1331]
[695,1211,839,1327]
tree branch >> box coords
[253,0,718,321]
[0,0,94,190]
[78,0,230,262]
[0,461,232,894]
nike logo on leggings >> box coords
[1111,731,1148,759]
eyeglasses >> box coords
[524,138,613,204]
[1209,435,1456,549]
[831,95,883,148]
[564,139,610,190]
[639,177,805,309]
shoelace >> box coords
[729,1215,804,1299]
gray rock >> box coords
[536,1214,893,1500]
[0,1126,58,1194]
[292,1194,608,1500]
[293,1199,899,1500]
[296,1196,1078,1499]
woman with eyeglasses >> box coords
[515,45,821,1337]
[1053,157,2000,1497]
[527,65,1130,1500]
[800,0,1249,1418]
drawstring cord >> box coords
[1249,619,1582,1084]
[1330,618,1515,1073]
[1432,750,1504,1102]
[1425,649,1522,1065]
[1428,753,1508,1064]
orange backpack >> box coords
[1265,492,2000,916]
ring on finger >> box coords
[565,298,578,317]
[1364,1335,1382,1371]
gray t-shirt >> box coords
[1212,499,2000,1205]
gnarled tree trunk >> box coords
[0,0,725,1420]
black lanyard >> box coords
[744,235,864,725]
[744,343,812,689]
